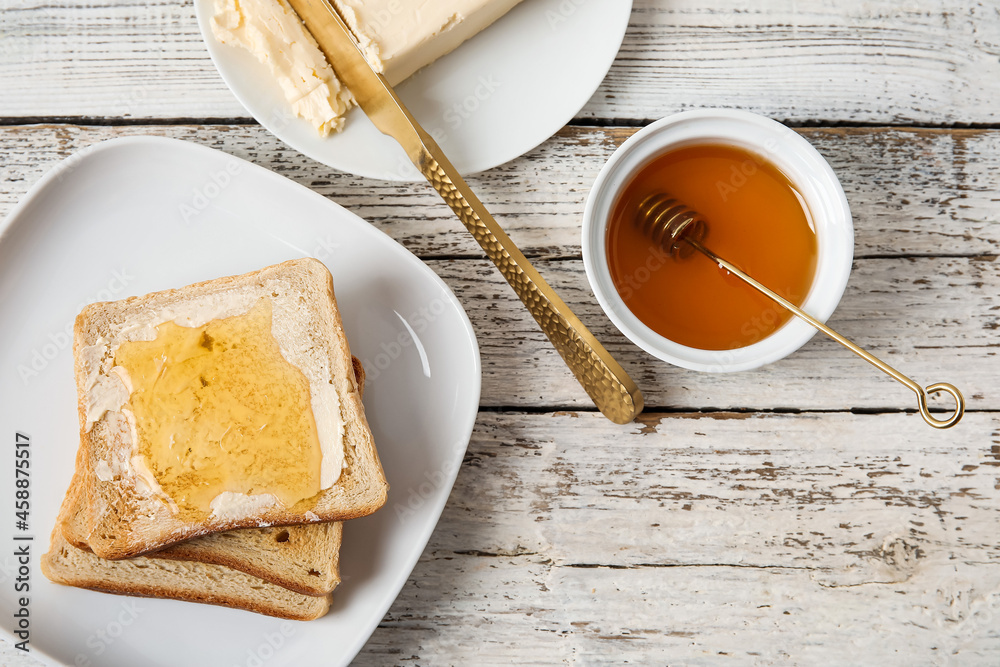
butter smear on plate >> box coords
[211,0,523,136]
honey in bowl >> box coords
[606,143,818,351]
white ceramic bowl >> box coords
[582,109,854,372]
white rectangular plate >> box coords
[0,136,481,667]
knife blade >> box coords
[285,0,643,424]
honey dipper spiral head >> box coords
[636,193,707,259]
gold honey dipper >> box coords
[636,193,965,429]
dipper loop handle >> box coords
[686,237,965,430]
[916,383,965,429]
[636,193,965,429]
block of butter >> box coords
[212,0,354,136]
[333,0,523,85]
[212,0,524,136]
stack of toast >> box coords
[42,259,388,620]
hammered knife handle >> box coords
[415,150,643,424]
[279,0,642,422]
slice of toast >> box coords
[41,530,331,621]
[58,464,343,597]
[76,258,387,559]
[54,357,366,597]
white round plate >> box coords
[194,0,633,180]
[0,137,481,667]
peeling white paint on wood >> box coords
[358,559,1000,665]
[2,1,999,123]
[431,412,1000,575]
[424,255,996,411]
[2,122,993,408]
[2,125,998,259]
[357,411,1000,665]
[3,0,999,664]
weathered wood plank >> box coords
[358,559,1000,665]
[5,411,996,665]
[426,255,996,411]
[1,127,993,411]
[588,0,1000,126]
[0,0,231,119]
[1,124,998,259]
[414,411,1000,571]
[353,410,1000,664]
[1,0,999,124]
[3,0,998,663]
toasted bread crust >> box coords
[40,324,372,618]
[76,259,387,559]
[54,355,366,596]
[62,451,344,596]
[42,530,331,621]
[152,522,342,596]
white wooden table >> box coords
[3,0,999,664]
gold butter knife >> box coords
[286,0,643,424]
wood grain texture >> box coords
[424,255,997,411]
[2,0,999,123]
[352,411,1000,665]
[588,0,1000,126]
[412,411,1000,572]
[2,124,999,259]
[3,0,999,663]
[360,561,1000,665]
[0,125,994,412]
